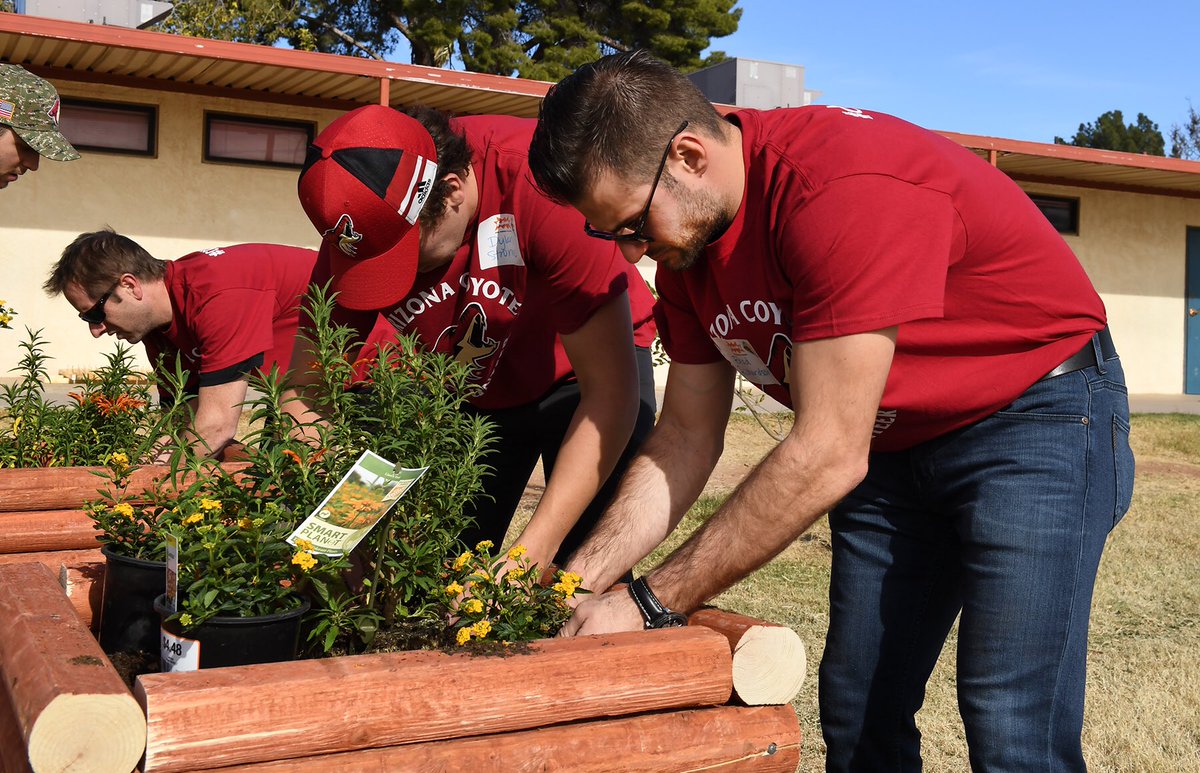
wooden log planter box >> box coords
[0,468,807,772]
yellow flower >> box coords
[560,571,582,587]
[109,452,129,468]
[10,416,21,436]
[294,538,314,552]
[112,502,135,519]
[199,499,222,513]
[471,619,491,639]
[456,627,472,645]
[469,570,490,582]
[474,540,494,552]
[462,598,483,615]
[445,581,464,596]
[552,581,576,597]
[506,544,527,561]
[183,511,203,525]
[506,566,527,581]
[238,517,254,530]
[452,551,472,570]
[291,551,317,571]
[179,613,193,627]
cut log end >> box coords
[731,624,807,706]
[29,692,145,773]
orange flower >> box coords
[281,449,303,465]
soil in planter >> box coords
[108,649,160,689]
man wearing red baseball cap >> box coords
[292,104,657,576]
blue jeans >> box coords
[820,350,1134,772]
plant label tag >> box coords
[161,628,200,672]
[164,533,179,613]
[711,337,780,385]
[288,450,428,556]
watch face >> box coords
[654,612,688,628]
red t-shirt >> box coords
[655,107,1106,451]
[144,244,318,396]
[320,115,657,410]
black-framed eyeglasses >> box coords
[79,280,121,325]
[583,120,689,244]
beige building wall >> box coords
[1018,182,1200,395]
[0,81,343,378]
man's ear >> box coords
[442,171,469,208]
[122,273,144,301]
[671,133,710,178]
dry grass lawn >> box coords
[636,412,1200,772]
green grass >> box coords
[634,414,1200,772]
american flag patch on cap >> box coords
[0,101,14,120]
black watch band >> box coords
[628,577,688,629]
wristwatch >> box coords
[628,577,688,629]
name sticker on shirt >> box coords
[477,214,525,270]
[711,338,780,386]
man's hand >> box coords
[558,586,645,637]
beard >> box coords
[654,173,734,272]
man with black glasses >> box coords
[527,51,1133,772]
[45,229,316,460]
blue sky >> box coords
[704,1,1198,145]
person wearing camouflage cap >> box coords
[0,63,79,189]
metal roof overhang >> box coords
[940,131,1200,200]
[4,11,1200,198]
[0,11,552,116]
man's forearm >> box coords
[565,415,724,592]
[649,424,866,613]
[514,391,636,569]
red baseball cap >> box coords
[298,105,439,310]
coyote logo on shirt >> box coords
[323,214,362,257]
[435,303,499,383]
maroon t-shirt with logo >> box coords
[143,244,317,396]
[318,114,657,410]
[654,106,1105,451]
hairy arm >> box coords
[510,293,640,570]
[156,378,249,461]
[563,359,736,594]
[563,328,896,635]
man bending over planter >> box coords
[288,104,657,577]
[45,230,317,461]
[527,51,1134,772]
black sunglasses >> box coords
[79,280,121,325]
[583,120,689,244]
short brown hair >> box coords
[528,50,727,204]
[44,228,166,297]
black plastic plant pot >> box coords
[98,545,167,656]
[153,594,310,671]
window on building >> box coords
[1028,194,1080,235]
[58,99,157,156]
[204,113,313,168]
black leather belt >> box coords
[1040,326,1117,381]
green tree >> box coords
[155,0,740,78]
[1054,109,1165,155]
[1169,101,1199,160]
